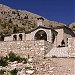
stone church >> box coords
[2,17,75,57]
[4,17,75,47]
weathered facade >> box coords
[2,17,75,57]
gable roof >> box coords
[25,25,57,34]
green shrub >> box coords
[25,67,32,70]
[8,52,16,62]
[8,52,21,62]
[0,69,6,74]
[13,25,20,33]
[4,55,9,61]
[10,68,18,75]
[9,19,12,23]
[0,57,8,67]
[12,11,16,14]
[8,52,27,63]
[22,58,27,64]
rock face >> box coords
[0,4,65,30]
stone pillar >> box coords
[37,17,44,26]
[47,30,52,42]
[68,38,72,47]
[54,35,57,47]
[17,34,19,41]
[22,33,25,40]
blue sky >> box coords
[0,0,74,24]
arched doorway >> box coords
[13,35,17,41]
[35,30,47,41]
[19,34,22,41]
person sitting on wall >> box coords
[61,40,65,47]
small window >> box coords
[13,35,17,41]
[67,38,68,43]
[19,34,22,41]
[67,38,68,47]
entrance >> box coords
[35,30,47,41]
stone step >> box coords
[46,47,69,57]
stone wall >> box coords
[0,40,52,57]
[68,37,75,57]
[1,37,75,58]
[46,37,75,57]
[55,29,63,46]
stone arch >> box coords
[13,35,17,41]
[19,34,22,41]
[35,30,47,41]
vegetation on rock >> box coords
[8,52,27,63]
[0,57,8,67]
[10,68,18,75]
[0,69,6,74]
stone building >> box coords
[1,17,75,57]
[4,17,75,47]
